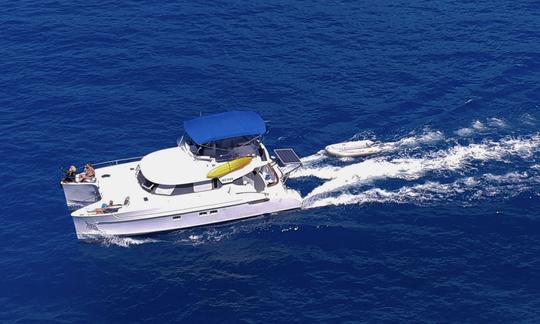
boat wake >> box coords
[169,217,279,245]
[295,128,540,209]
[88,235,161,247]
[304,171,540,209]
[173,227,236,245]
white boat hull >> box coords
[72,193,301,239]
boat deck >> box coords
[72,160,288,219]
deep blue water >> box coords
[2,0,540,322]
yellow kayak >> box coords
[207,156,253,178]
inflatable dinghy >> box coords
[325,140,382,157]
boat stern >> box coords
[61,181,101,209]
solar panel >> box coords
[274,148,302,166]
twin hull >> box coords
[62,182,100,207]
[72,194,301,239]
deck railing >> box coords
[92,156,143,168]
[62,156,143,183]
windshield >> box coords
[181,134,261,161]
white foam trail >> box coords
[456,118,508,137]
[173,221,270,245]
[300,149,327,164]
[296,135,540,199]
[455,120,487,137]
[98,235,160,247]
[488,117,507,128]
[389,130,444,147]
[281,226,300,232]
[373,130,444,152]
[303,171,540,209]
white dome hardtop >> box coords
[139,147,216,185]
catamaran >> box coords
[60,111,302,239]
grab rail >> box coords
[92,156,143,168]
[62,156,143,183]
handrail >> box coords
[91,156,143,168]
[65,156,142,182]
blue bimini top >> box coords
[183,111,266,145]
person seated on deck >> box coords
[79,163,95,182]
[92,200,121,214]
[63,165,77,183]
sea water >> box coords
[1,0,539,322]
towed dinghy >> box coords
[325,140,382,157]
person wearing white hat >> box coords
[63,165,77,182]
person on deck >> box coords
[63,165,77,182]
[94,200,115,214]
[79,163,95,182]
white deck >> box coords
[139,146,213,185]
[139,144,268,185]
[72,158,299,220]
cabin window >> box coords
[193,181,213,192]
[137,171,156,192]
[150,180,221,196]
[184,134,260,161]
[212,178,221,189]
[171,180,218,195]
[154,184,175,195]
[172,183,194,195]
